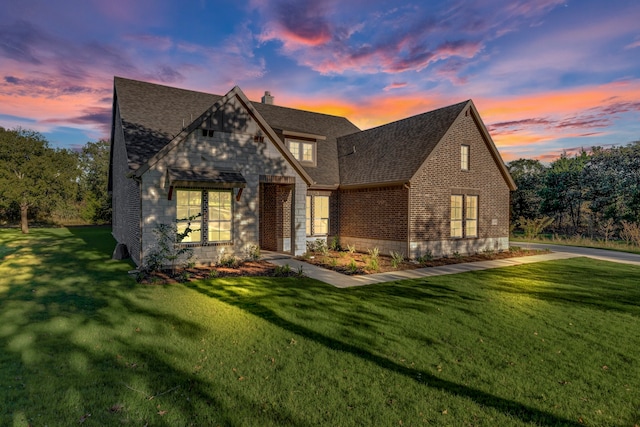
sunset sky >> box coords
[1,0,639,161]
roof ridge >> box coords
[356,99,470,134]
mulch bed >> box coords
[139,248,548,284]
[300,247,548,275]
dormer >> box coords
[282,130,326,167]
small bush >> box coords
[620,220,640,246]
[519,216,554,240]
[274,264,292,277]
[208,269,219,279]
[453,251,462,259]
[218,254,239,268]
[307,239,328,255]
[346,244,356,254]
[416,250,434,263]
[390,251,404,268]
[509,246,521,253]
[329,236,340,251]
[348,259,358,274]
[247,245,260,261]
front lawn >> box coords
[1,227,639,426]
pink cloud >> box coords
[383,82,408,91]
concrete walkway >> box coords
[261,248,606,288]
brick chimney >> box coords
[261,91,274,105]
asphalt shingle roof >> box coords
[114,77,359,185]
[337,101,469,186]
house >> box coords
[109,77,516,267]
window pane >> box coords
[466,219,477,237]
[177,222,201,243]
[208,190,232,242]
[314,219,328,235]
[451,220,463,238]
[466,195,478,237]
[313,196,329,235]
[466,195,478,220]
[306,196,312,236]
[461,145,469,170]
[176,190,202,242]
[302,143,313,162]
[289,142,300,160]
[451,195,463,238]
[450,195,463,220]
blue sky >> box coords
[0,0,639,161]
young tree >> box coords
[0,128,78,233]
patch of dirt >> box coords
[300,248,548,275]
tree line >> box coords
[0,127,111,233]
[508,141,640,240]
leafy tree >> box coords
[583,142,640,224]
[507,159,547,220]
[78,139,111,223]
[0,128,78,233]
[540,151,588,232]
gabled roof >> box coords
[337,101,469,186]
[113,77,359,186]
[254,103,360,186]
[114,77,221,171]
[112,77,515,191]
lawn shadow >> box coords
[188,278,583,426]
[1,227,304,426]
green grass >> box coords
[1,227,640,426]
[511,233,640,255]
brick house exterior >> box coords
[109,77,516,266]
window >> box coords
[306,195,329,236]
[461,145,469,171]
[450,195,463,238]
[175,189,233,244]
[176,190,202,243]
[208,190,232,242]
[451,194,478,238]
[305,196,312,236]
[466,195,478,237]
[287,140,315,164]
[314,196,329,235]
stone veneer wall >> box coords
[138,96,307,266]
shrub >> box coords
[416,250,434,263]
[218,254,239,268]
[518,216,554,240]
[274,264,292,277]
[453,251,462,259]
[329,236,340,251]
[620,220,640,246]
[346,244,356,254]
[306,239,328,255]
[247,245,260,261]
[367,247,380,271]
[347,259,358,274]
[143,220,198,276]
[390,251,404,268]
